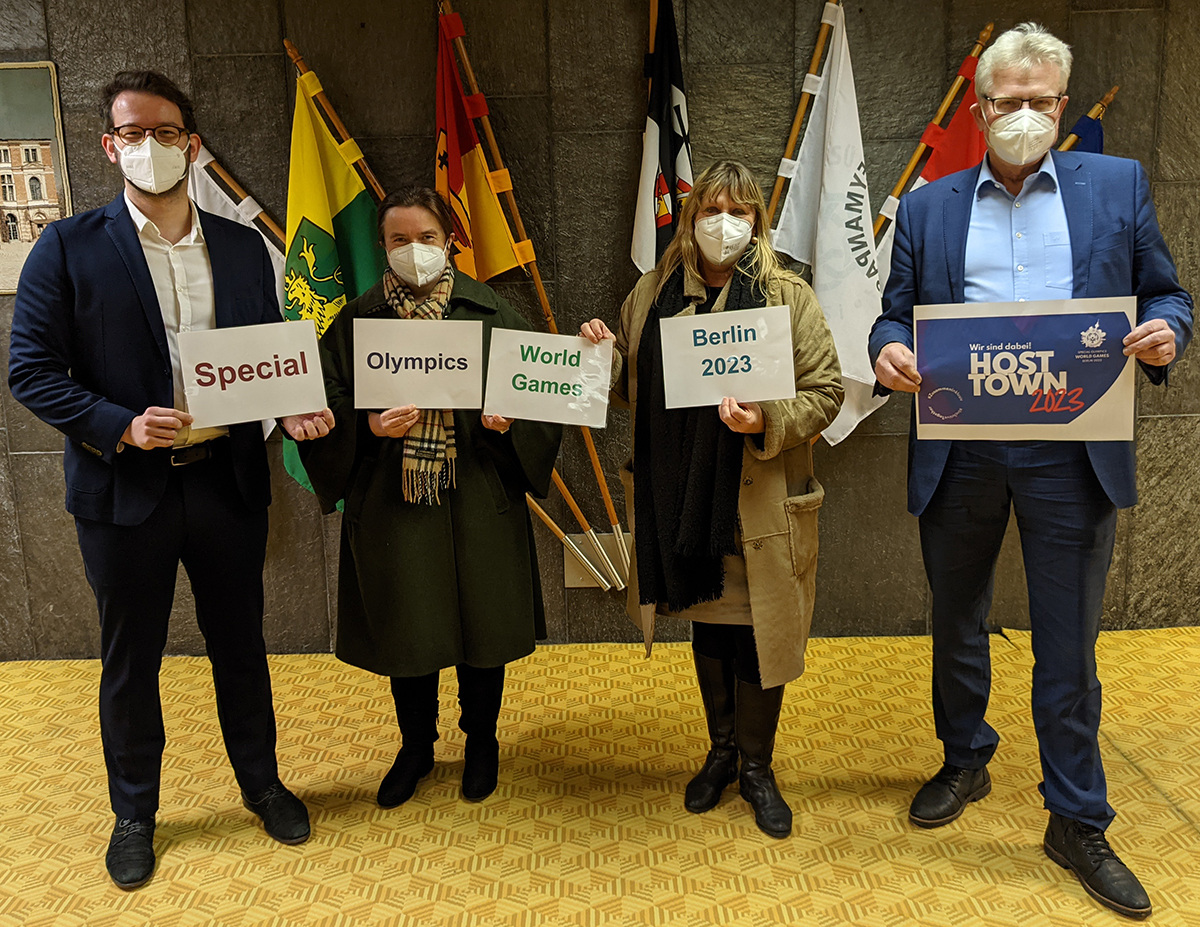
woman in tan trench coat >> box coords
[581,161,843,838]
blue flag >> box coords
[1067,113,1104,154]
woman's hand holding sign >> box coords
[580,319,616,344]
[1123,319,1177,366]
[718,397,765,434]
[370,405,421,439]
[875,342,923,393]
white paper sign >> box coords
[179,321,326,429]
[483,330,613,427]
[659,304,796,409]
[353,318,483,409]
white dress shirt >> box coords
[125,192,227,446]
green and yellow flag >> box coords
[283,69,384,490]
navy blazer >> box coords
[868,150,1194,515]
[8,194,282,526]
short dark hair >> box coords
[377,186,456,241]
[100,70,197,135]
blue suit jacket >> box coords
[868,151,1193,515]
[8,194,282,526]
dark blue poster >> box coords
[913,297,1135,441]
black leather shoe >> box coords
[242,780,311,845]
[686,747,739,814]
[461,735,500,802]
[1044,812,1151,919]
[378,747,435,808]
[105,817,156,890]
[908,763,991,828]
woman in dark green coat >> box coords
[299,187,561,806]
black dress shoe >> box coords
[461,735,499,802]
[106,817,156,890]
[909,763,991,827]
[1044,812,1152,919]
[685,747,739,814]
[378,746,435,808]
[242,780,311,845]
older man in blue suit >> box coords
[8,71,335,890]
[868,23,1192,920]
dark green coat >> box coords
[298,273,562,678]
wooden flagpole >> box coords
[201,156,286,244]
[764,0,841,229]
[282,39,607,587]
[439,0,630,587]
[871,23,994,238]
[284,39,387,201]
[1059,85,1119,151]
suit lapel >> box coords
[198,209,234,328]
[104,194,170,365]
[1053,151,1092,297]
[943,165,981,304]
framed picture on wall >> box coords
[0,62,73,295]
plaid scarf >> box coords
[382,267,457,505]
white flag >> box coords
[189,145,285,313]
[773,2,887,444]
[188,146,288,437]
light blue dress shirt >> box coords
[964,154,1072,304]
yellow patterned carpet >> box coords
[1,630,1198,927]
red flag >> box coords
[919,76,987,182]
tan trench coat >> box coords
[612,267,844,688]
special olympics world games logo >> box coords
[925,386,963,420]
[1080,321,1107,348]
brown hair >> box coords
[100,71,197,135]
[377,187,456,242]
[653,160,783,302]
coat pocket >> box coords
[782,477,825,576]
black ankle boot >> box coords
[457,663,505,802]
[685,652,739,814]
[1044,812,1152,919]
[735,678,792,838]
[379,673,440,808]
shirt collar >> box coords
[976,151,1060,198]
[124,190,205,244]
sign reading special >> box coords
[179,321,326,429]
[483,330,613,428]
[658,304,796,409]
[353,318,483,409]
[913,296,1136,441]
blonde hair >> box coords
[976,22,1072,97]
[653,160,782,304]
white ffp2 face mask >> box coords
[388,241,449,289]
[987,108,1058,167]
[694,212,753,267]
[118,136,190,195]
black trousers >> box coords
[390,663,506,745]
[692,622,762,686]
[75,446,278,820]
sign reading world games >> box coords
[913,296,1136,441]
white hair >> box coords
[976,22,1073,97]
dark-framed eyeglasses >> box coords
[110,124,189,146]
[982,95,1064,116]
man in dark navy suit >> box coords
[8,71,334,890]
[869,24,1192,920]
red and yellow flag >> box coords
[435,13,533,281]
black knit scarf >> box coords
[634,258,766,611]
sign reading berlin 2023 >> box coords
[179,321,326,429]
[658,304,796,409]
[913,297,1136,441]
[353,318,483,409]
[483,331,613,428]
